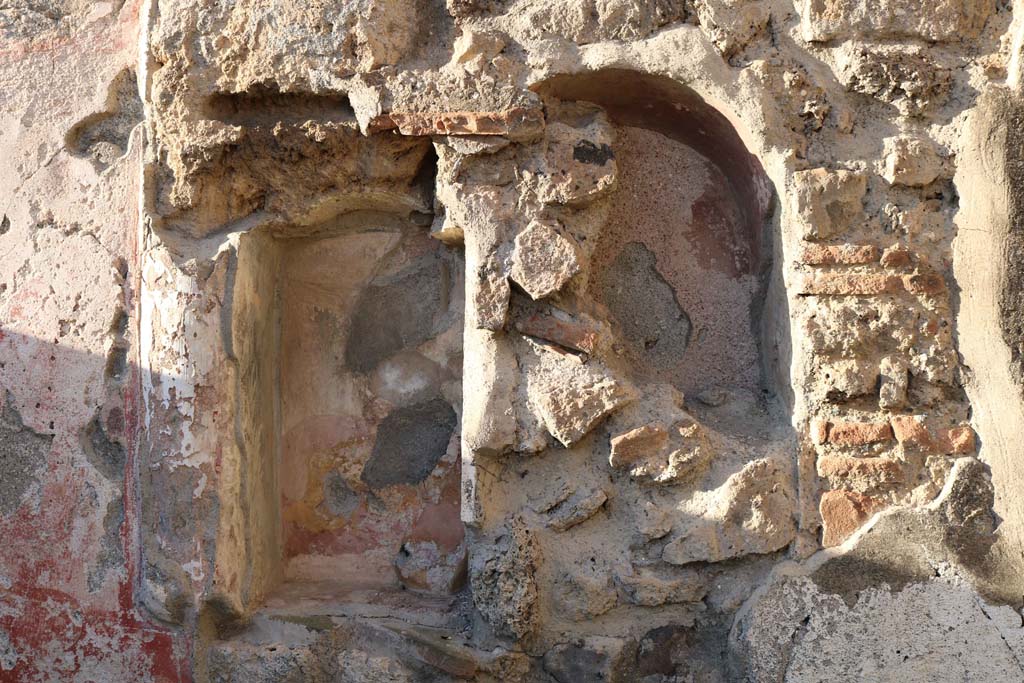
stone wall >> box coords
[4,0,1024,681]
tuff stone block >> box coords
[791,168,866,241]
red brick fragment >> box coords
[515,312,599,355]
[880,245,912,269]
[940,425,976,454]
[891,415,976,454]
[827,419,894,446]
[820,490,885,547]
[890,415,931,448]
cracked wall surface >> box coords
[5,0,1024,681]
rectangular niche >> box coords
[231,211,465,609]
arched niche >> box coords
[533,69,778,404]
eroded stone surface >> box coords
[0,394,52,517]
[469,517,540,640]
[791,168,866,241]
[662,459,796,565]
[600,242,692,368]
[800,0,996,42]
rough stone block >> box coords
[469,256,511,331]
[791,168,866,240]
[521,340,638,447]
[546,488,609,532]
[800,0,996,42]
[878,356,909,410]
[799,272,901,296]
[370,107,544,139]
[636,501,673,540]
[543,636,638,683]
[693,0,771,57]
[821,360,880,402]
[538,120,618,206]
[609,423,669,468]
[902,270,946,295]
[469,517,540,640]
[883,136,943,187]
[336,650,414,683]
[817,456,903,492]
[509,219,582,300]
[834,43,953,116]
[616,566,706,606]
[555,570,618,620]
[662,459,796,565]
[880,245,912,269]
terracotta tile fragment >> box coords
[609,424,669,468]
[827,420,894,446]
[820,490,884,547]
[515,312,599,355]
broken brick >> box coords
[820,490,884,547]
[827,419,894,446]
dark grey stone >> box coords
[87,496,126,593]
[344,253,449,374]
[543,638,638,683]
[573,140,614,166]
[361,398,457,489]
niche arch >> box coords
[532,69,779,401]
